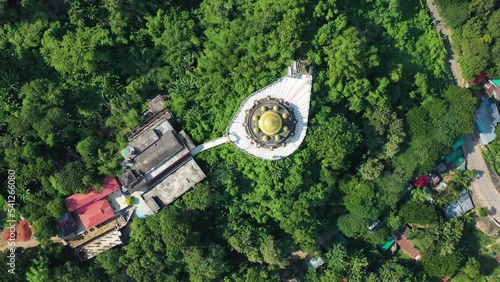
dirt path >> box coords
[0,238,39,252]
[425,0,465,86]
[0,236,64,252]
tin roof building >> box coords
[444,190,474,218]
[475,98,500,145]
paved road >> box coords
[425,0,464,86]
[463,134,500,221]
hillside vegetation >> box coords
[0,0,491,281]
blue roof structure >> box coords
[476,99,500,145]
[490,103,500,124]
[444,190,474,218]
[458,190,474,211]
[444,202,463,218]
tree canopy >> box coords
[0,0,492,281]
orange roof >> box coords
[75,199,114,230]
[65,177,119,212]
[16,219,32,242]
[395,235,421,259]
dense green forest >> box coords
[0,0,497,281]
[435,0,500,79]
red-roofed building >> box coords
[393,226,422,261]
[65,177,119,212]
[484,80,500,100]
[472,71,488,85]
[16,219,33,242]
[395,234,421,260]
[413,175,430,188]
[75,199,115,230]
[469,72,500,100]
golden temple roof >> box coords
[259,111,283,135]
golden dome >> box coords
[282,113,288,119]
[252,115,259,121]
[253,127,260,133]
[262,135,269,141]
[274,135,281,141]
[273,105,279,111]
[260,106,267,112]
[283,126,289,132]
[259,111,283,135]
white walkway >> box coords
[227,66,313,160]
[191,136,230,156]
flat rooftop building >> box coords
[119,104,206,216]
[142,159,207,209]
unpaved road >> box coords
[425,0,464,86]
[0,238,39,252]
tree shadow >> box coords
[489,206,497,216]
[471,169,485,179]
[477,254,499,276]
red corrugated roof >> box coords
[76,199,114,230]
[395,234,421,259]
[65,177,119,212]
[473,71,488,85]
[16,219,32,242]
[413,175,430,188]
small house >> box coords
[444,148,465,167]
[484,80,500,100]
[475,98,500,145]
[435,162,447,174]
[392,226,422,261]
[444,190,474,218]
[429,174,440,187]
[436,182,447,191]
[413,175,430,188]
